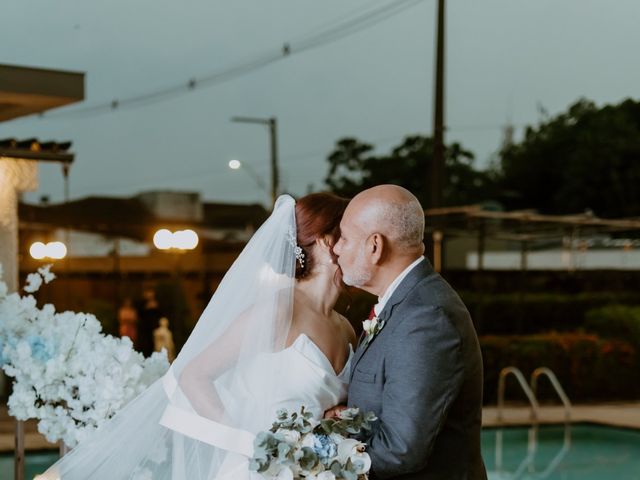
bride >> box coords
[41,193,356,480]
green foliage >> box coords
[584,305,640,350]
[496,98,640,217]
[481,332,638,403]
[460,291,640,335]
[316,408,377,437]
[325,135,495,208]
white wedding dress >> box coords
[159,333,353,479]
[41,196,353,480]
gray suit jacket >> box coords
[348,259,486,480]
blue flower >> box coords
[26,335,55,362]
[313,434,337,460]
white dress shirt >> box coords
[373,256,425,317]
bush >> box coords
[480,332,638,403]
[584,305,640,349]
[461,292,640,335]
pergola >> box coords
[0,64,83,293]
[425,205,640,272]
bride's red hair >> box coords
[295,192,349,279]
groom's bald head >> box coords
[334,185,425,293]
[347,185,425,251]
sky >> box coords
[2,0,640,207]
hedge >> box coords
[480,332,638,403]
[584,305,640,350]
[461,292,640,335]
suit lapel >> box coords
[349,258,434,382]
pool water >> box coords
[482,424,640,479]
[1,450,57,479]
[1,424,639,479]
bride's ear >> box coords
[315,236,335,259]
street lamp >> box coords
[227,159,267,191]
[29,241,67,260]
[231,116,279,207]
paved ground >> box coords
[2,402,640,453]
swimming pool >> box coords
[482,424,640,479]
[2,424,639,479]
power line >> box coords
[29,0,425,121]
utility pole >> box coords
[431,0,446,209]
[231,116,279,207]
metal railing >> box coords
[530,367,572,424]
[493,366,573,479]
[497,366,541,424]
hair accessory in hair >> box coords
[287,226,306,268]
[294,245,305,267]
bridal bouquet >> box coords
[250,406,376,480]
[0,264,169,447]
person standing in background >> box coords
[117,298,138,343]
[137,287,163,357]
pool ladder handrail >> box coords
[497,366,541,424]
[495,366,573,479]
[530,367,572,424]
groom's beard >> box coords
[340,256,372,288]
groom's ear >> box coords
[368,233,384,265]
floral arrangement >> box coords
[250,406,377,480]
[0,264,169,447]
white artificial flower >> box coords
[362,318,378,336]
[278,428,301,444]
[1,264,169,447]
[337,438,367,464]
[37,264,56,283]
[275,466,294,480]
[301,432,316,448]
[316,472,337,480]
[349,451,372,474]
[23,272,43,293]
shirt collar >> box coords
[373,256,425,317]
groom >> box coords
[332,185,487,480]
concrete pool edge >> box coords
[482,402,640,430]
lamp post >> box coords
[431,0,446,210]
[231,116,279,208]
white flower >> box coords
[23,273,43,293]
[335,438,371,475]
[37,264,56,283]
[349,451,371,474]
[1,264,170,447]
[337,438,367,463]
[278,428,301,444]
[362,318,378,336]
[301,432,316,448]
[275,466,294,480]
[316,472,336,480]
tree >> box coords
[496,98,640,217]
[325,135,494,209]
